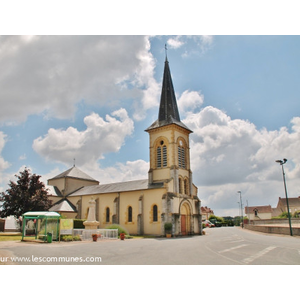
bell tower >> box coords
[145,57,193,196]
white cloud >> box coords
[0,132,10,171]
[32,108,134,167]
[19,154,27,160]
[167,36,184,49]
[166,35,214,53]
[133,38,160,121]
[178,90,204,116]
[89,159,149,184]
[183,106,300,215]
[0,36,158,124]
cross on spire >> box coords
[165,43,168,61]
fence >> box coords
[252,218,300,225]
[73,229,118,241]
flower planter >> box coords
[120,233,125,240]
[92,234,98,242]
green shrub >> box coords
[73,235,81,241]
[272,212,290,219]
[61,235,73,241]
[164,222,172,233]
[105,224,129,235]
[294,211,300,218]
[209,214,224,223]
[60,234,81,241]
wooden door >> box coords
[181,215,187,235]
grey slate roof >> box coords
[49,198,77,212]
[146,117,192,132]
[69,179,164,196]
[49,166,99,183]
[146,58,192,133]
[47,185,63,197]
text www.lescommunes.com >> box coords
[1,255,102,263]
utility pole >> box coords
[276,159,293,236]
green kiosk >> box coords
[21,211,61,242]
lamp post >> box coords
[237,191,243,228]
[275,158,293,236]
[237,201,240,225]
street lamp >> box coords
[275,158,293,236]
[237,191,243,228]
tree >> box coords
[0,168,51,218]
[209,214,224,223]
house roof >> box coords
[48,166,99,183]
[49,198,77,213]
[201,206,214,213]
[277,197,300,207]
[145,58,192,133]
[69,179,164,196]
[245,205,272,213]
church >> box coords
[48,57,202,236]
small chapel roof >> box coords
[146,58,192,133]
[49,198,77,213]
[49,166,99,183]
[69,179,164,196]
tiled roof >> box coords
[245,205,272,213]
[201,206,214,213]
[277,197,300,207]
[69,179,164,196]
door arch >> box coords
[180,201,191,235]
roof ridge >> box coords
[49,166,98,182]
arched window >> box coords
[178,140,186,169]
[106,207,110,223]
[178,177,183,194]
[184,178,189,195]
[156,140,167,168]
[153,205,158,222]
[128,206,133,222]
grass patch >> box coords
[130,235,160,239]
[0,235,22,241]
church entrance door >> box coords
[180,202,191,235]
[181,215,187,235]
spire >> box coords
[145,55,192,133]
[158,58,181,123]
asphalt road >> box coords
[1,226,300,265]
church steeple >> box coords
[146,56,193,192]
[158,58,181,123]
[146,58,191,132]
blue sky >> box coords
[1,35,300,217]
